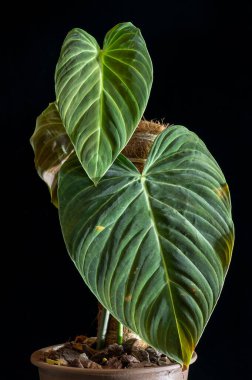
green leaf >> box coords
[58,125,234,366]
[30,103,73,206]
[55,22,153,184]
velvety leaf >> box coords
[58,125,234,366]
[55,22,153,184]
[30,103,73,206]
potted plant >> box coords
[30,22,234,380]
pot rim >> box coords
[31,344,197,374]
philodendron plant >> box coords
[30,22,234,368]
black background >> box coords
[2,1,251,379]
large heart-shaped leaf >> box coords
[55,22,153,184]
[58,125,234,366]
[30,103,73,206]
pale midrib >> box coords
[141,177,183,357]
[95,49,104,178]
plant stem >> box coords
[96,306,110,350]
[117,321,123,345]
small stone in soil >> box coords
[123,338,143,353]
[107,343,124,357]
[87,361,102,369]
[79,354,102,369]
[131,348,149,362]
[91,350,109,364]
[60,347,81,366]
[158,356,172,366]
[145,347,161,364]
[106,357,123,369]
[70,358,83,368]
[79,352,89,367]
[121,354,140,367]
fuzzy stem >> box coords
[117,322,124,345]
[96,307,110,350]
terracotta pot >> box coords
[31,345,197,380]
